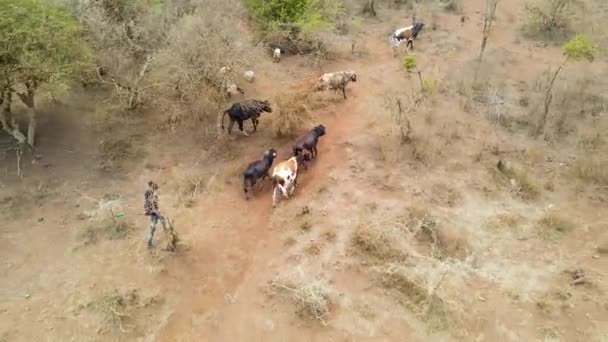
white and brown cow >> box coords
[389,21,425,55]
[270,155,305,208]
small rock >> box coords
[243,70,255,83]
[37,217,44,222]
[24,294,30,299]
[592,255,599,259]
[478,296,486,302]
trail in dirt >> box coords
[152,27,395,341]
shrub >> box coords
[270,92,315,138]
[246,0,345,57]
[401,56,418,73]
[522,0,573,42]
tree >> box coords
[0,0,88,146]
[535,34,596,136]
[475,0,499,81]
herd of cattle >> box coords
[219,18,425,208]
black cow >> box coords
[243,148,278,199]
[221,99,273,136]
[293,125,326,167]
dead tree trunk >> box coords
[1,89,26,144]
[536,60,565,136]
[16,83,37,147]
[475,0,499,81]
[396,99,411,144]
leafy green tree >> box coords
[536,34,596,136]
[0,0,89,146]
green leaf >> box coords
[0,0,90,91]
[562,34,597,62]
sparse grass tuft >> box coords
[269,280,331,325]
[381,265,459,332]
[0,183,52,219]
[538,212,575,240]
[88,288,161,334]
[352,223,408,262]
[440,0,463,13]
[98,136,144,172]
[78,219,135,248]
[572,157,608,186]
[305,240,323,255]
[495,160,540,200]
[89,289,137,334]
[177,174,205,208]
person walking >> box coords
[144,181,167,248]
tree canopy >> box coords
[0,0,89,92]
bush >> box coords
[401,56,418,72]
[247,0,345,57]
[270,91,315,138]
[522,0,573,42]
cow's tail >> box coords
[221,110,229,129]
[243,175,252,193]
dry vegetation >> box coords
[2,0,608,340]
[271,91,317,138]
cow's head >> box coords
[260,100,272,113]
[264,148,278,161]
[314,124,326,137]
[412,22,425,40]
[148,181,159,191]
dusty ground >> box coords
[1,0,607,341]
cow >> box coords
[221,99,272,136]
[271,154,306,208]
[273,48,281,62]
[316,70,357,99]
[293,124,326,167]
[389,19,425,55]
[243,148,278,199]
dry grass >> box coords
[87,288,161,334]
[352,222,408,262]
[268,279,331,325]
[521,0,574,43]
[177,174,205,208]
[538,212,575,240]
[381,265,460,333]
[572,157,608,186]
[271,91,316,138]
[0,183,52,219]
[77,218,135,248]
[494,160,540,200]
[98,136,145,172]
[88,289,138,334]
[406,209,470,260]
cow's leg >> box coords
[342,85,347,99]
[228,119,235,135]
[147,214,159,248]
[279,184,289,199]
[258,174,266,190]
[272,186,279,208]
[289,177,297,195]
[238,120,249,137]
[252,117,258,132]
